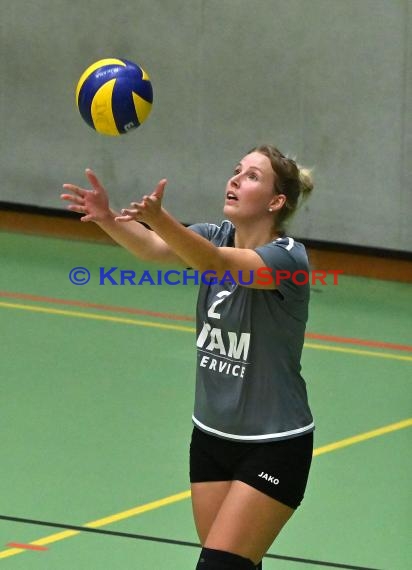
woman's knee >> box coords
[196,547,257,569]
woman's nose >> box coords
[230,175,240,188]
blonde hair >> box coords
[249,145,314,230]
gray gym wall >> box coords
[1,0,411,252]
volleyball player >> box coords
[61,145,315,569]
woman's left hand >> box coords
[115,179,167,226]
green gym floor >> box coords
[0,230,410,570]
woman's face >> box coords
[223,152,276,222]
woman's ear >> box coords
[268,193,287,212]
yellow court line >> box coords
[0,419,410,559]
[0,301,195,333]
[85,490,192,529]
[1,301,411,362]
[313,417,412,456]
[304,342,412,362]
[0,490,191,559]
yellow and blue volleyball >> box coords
[76,58,153,136]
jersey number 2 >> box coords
[207,291,231,319]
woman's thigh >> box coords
[189,428,313,561]
[191,481,232,544]
[204,480,294,565]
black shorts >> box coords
[190,427,313,509]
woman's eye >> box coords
[232,169,258,180]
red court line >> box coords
[7,543,48,551]
[1,290,411,352]
[305,332,412,353]
[0,291,195,322]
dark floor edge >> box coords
[0,514,381,570]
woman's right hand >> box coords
[61,169,111,222]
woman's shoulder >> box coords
[271,235,305,250]
[261,236,307,256]
[256,236,309,271]
[188,220,234,245]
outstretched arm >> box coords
[61,170,183,265]
[118,181,275,289]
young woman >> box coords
[61,145,315,570]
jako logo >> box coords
[258,472,279,485]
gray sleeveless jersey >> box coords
[189,220,314,442]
